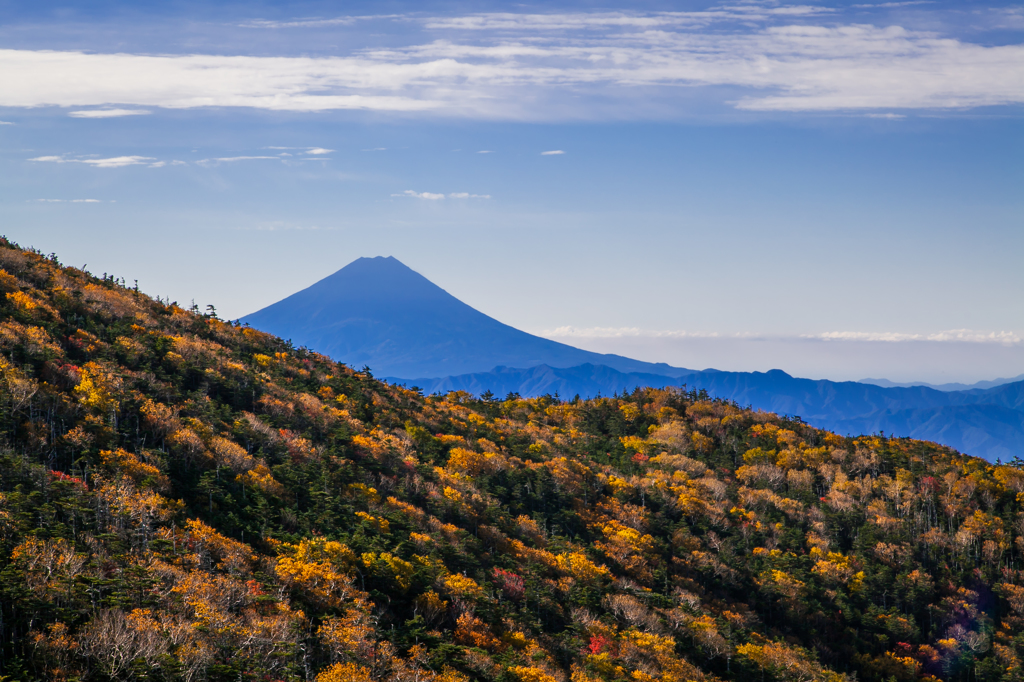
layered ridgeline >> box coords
[239,257,1024,461]
[399,366,1024,462]
[6,239,1024,682]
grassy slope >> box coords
[1,239,1023,682]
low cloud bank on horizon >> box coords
[541,327,1023,345]
[0,8,1021,119]
[537,327,1024,383]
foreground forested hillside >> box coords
[3,239,1024,682]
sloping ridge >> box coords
[394,364,1024,461]
[240,256,689,378]
[389,363,687,398]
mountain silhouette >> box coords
[240,256,690,378]
[242,256,1024,461]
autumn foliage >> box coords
[2,238,1024,682]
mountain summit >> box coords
[240,256,688,379]
[240,257,1024,461]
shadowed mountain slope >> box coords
[680,370,1024,460]
[832,404,1024,462]
[240,256,689,379]
[386,363,685,398]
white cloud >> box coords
[0,14,1021,118]
[809,330,1022,344]
[196,156,280,166]
[0,49,439,112]
[34,198,103,202]
[240,17,358,29]
[541,150,565,155]
[239,15,395,29]
[392,190,488,200]
[0,120,13,125]
[393,190,446,200]
[304,147,334,155]
[477,150,494,154]
[993,8,1024,30]
[543,327,1023,345]
[84,156,153,168]
[68,108,150,118]
[865,113,906,119]
[28,155,154,168]
[853,2,933,8]
[363,147,387,151]
[424,12,704,31]
[423,8,834,32]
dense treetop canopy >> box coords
[1,238,1023,682]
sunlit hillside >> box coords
[1,238,1023,682]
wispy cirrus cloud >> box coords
[196,156,281,166]
[0,9,1021,119]
[68,108,150,118]
[993,7,1024,29]
[393,190,490,200]
[264,146,335,154]
[34,198,105,203]
[394,190,446,200]
[420,7,835,31]
[541,150,565,155]
[28,155,155,168]
[238,15,396,29]
[852,1,933,8]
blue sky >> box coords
[1,0,1022,382]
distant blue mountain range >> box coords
[242,257,1024,462]
[386,365,1024,461]
[858,374,1024,391]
